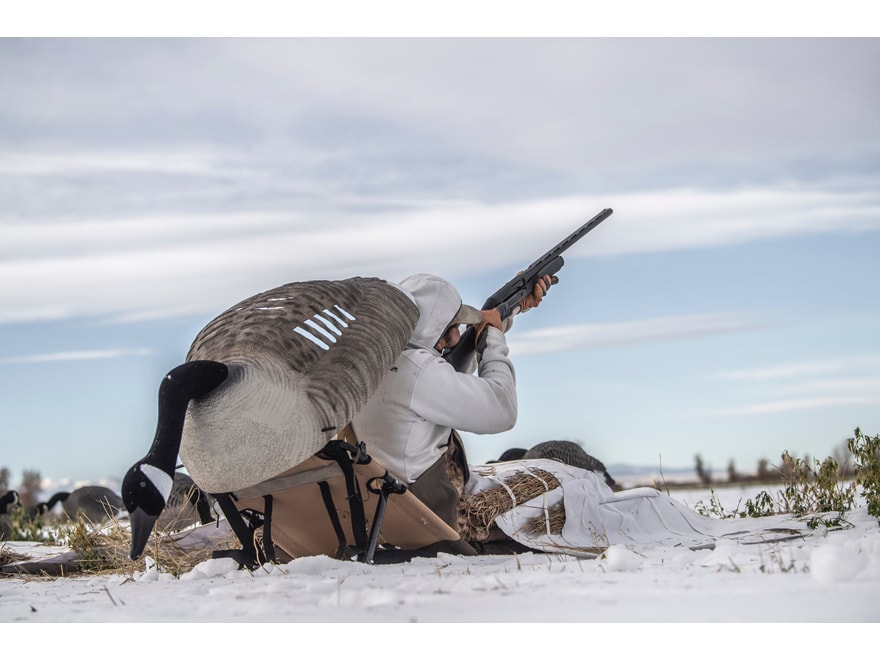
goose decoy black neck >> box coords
[123,359,228,560]
[37,491,71,514]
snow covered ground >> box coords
[1,482,878,645]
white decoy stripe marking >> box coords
[313,314,343,336]
[304,319,337,343]
[294,326,330,350]
[292,303,356,350]
[141,464,174,503]
[322,308,349,328]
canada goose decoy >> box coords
[523,440,616,488]
[38,486,125,524]
[122,277,420,560]
[494,448,527,462]
[0,490,19,514]
[1,490,20,541]
[155,472,215,532]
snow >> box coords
[1,482,878,648]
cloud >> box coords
[3,40,879,177]
[707,395,880,417]
[1,184,878,325]
[2,40,879,326]
[715,355,880,382]
[507,312,763,356]
[8,178,880,322]
[0,348,155,365]
[704,355,880,417]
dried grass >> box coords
[68,517,239,577]
[1,514,240,579]
[517,501,566,537]
[0,544,30,566]
[459,468,561,542]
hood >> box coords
[398,273,482,351]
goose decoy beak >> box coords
[129,508,160,560]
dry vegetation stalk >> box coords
[459,468,561,542]
[517,501,566,537]
[0,544,30,567]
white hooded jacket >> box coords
[350,274,517,484]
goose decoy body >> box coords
[523,440,616,488]
[38,486,125,523]
[122,277,419,559]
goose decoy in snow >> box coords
[155,472,215,532]
[1,490,20,541]
[0,490,19,514]
[38,486,125,523]
[523,440,616,488]
[122,277,419,559]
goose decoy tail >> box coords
[123,360,228,560]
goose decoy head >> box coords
[123,360,228,560]
[123,463,175,559]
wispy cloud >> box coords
[2,185,878,325]
[0,348,155,365]
[508,312,763,356]
[706,395,880,417]
[704,355,880,417]
[715,355,880,382]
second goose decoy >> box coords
[38,486,125,523]
[523,440,616,488]
[0,490,19,514]
[1,490,20,541]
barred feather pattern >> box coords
[523,440,616,488]
[180,277,419,493]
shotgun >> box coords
[445,207,613,372]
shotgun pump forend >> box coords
[445,207,613,372]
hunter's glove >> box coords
[474,308,503,347]
[518,274,557,313]
[474,307,514,357]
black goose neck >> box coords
[144,360,228,475]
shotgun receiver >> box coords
[445,207,613,372]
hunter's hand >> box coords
[519,274,556,313]
[474,308,503,347]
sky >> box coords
[2,481,879,628]
[1,33,880,488]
